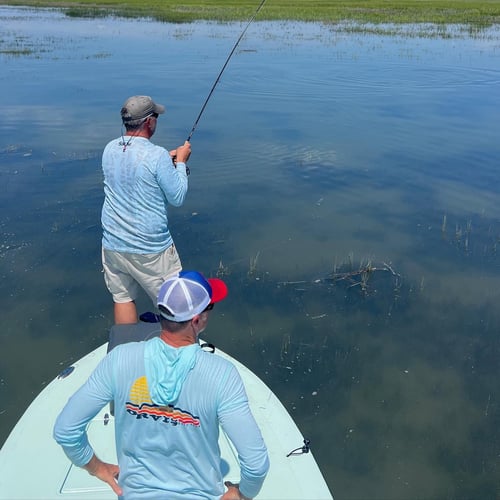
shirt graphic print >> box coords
[125,376,200,426]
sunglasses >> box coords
[203,303,214,312]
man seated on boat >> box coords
[53,270,270,500]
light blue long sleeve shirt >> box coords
[53,341,269,499]
[101,136,188,254]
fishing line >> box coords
[186,0,267,143]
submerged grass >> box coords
[0,0,499,26]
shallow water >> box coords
[1,7,500,499]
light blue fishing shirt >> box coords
[101,136,188,254]
[53,340,269,500]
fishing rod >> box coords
[186,0,267,143]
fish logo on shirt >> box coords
[125,376,200,427]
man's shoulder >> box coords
[108,340,146,360]
[147,141,169,156]
[103,137,121,148]
[197,349,240,375]
[100,342,146,378]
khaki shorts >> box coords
[102,244,182,304]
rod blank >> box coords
[186,0,267,142]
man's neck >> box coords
[160,330,197,348]
[124,130,150,139]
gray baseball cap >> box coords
[121,95,165,122]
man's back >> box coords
[55,271,269,499]
[101,136,188,254]
[55,339,268,500]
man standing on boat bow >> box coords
[101,95,191,325]
[54,271,269,500]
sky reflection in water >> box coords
[1,7,500,499]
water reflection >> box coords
[1,7,500,499]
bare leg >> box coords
[114,301,138,324]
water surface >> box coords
[1,7,500,499]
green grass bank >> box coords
[0,0,499,26]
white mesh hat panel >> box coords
[157,276,211,322]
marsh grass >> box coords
[0,48,34,55]
[1,0,499,26]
